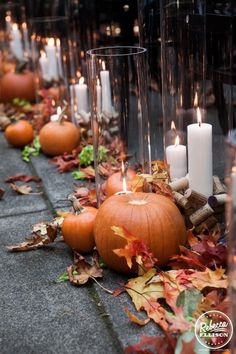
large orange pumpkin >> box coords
[4,120,34,148]
[62,206,98,253]
[94,192,186,273]
[39,120,80,156]
[0,71,35,103]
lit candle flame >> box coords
[22,22,27,30]
[47,37,55,46]
[80,50,85,58]
[40,50,46,58]
[121,160,127,193]
[79,77,85,85]
[12,23,19,30]
[197,107,201,126]
[5,15,11,23]
[175,135,180,146]
[171,121,176,130]
[194,92,198,107]
[57,106,62,115]
[102,61,106,71]
[97,78,100,86]
[76,70,81,79]
[56,38,60,47]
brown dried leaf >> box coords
[5,174,41,183]
[10,183,33,195]
[152,181,174,200]
[79,166,95,178]
[6,223,58,252]
[67,252,103,285]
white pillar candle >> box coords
[187,107,213,196]
[74,77,89,114]
[56,38,63,78]
[45,37,58,81]
[100,61,113,115]
[39,50,49,80]
[96,78,102,114]
[166,135,187,180]
[22,22,30,54]
[10,23,24,60]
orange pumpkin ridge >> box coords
[94,192,186,273]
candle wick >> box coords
[199,121,201,127]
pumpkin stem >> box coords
[68,194,85,214]
[57,104,68,124]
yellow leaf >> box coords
[126,269,164,311]
[189,267,227,290]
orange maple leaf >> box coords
[112,226,158,271]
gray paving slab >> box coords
[0,134,48,217]
[0,211,122,354]
[30,154,76,209]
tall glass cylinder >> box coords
[160,0,230,198]
[87,46,151,205]
[138,0,163,161]
[0,3,30,69]
[30,16,75,108]
[226,130,236,353]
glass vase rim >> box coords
[29,16,68,24]
[87,46,147,57]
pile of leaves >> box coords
[110,226,228,353]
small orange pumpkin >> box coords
[4,120,34,148]
[94,192,186,273]
[105,169,137,196]
[62,206,98,253]
[39,120,80,156]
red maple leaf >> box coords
[125,335,176,354]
